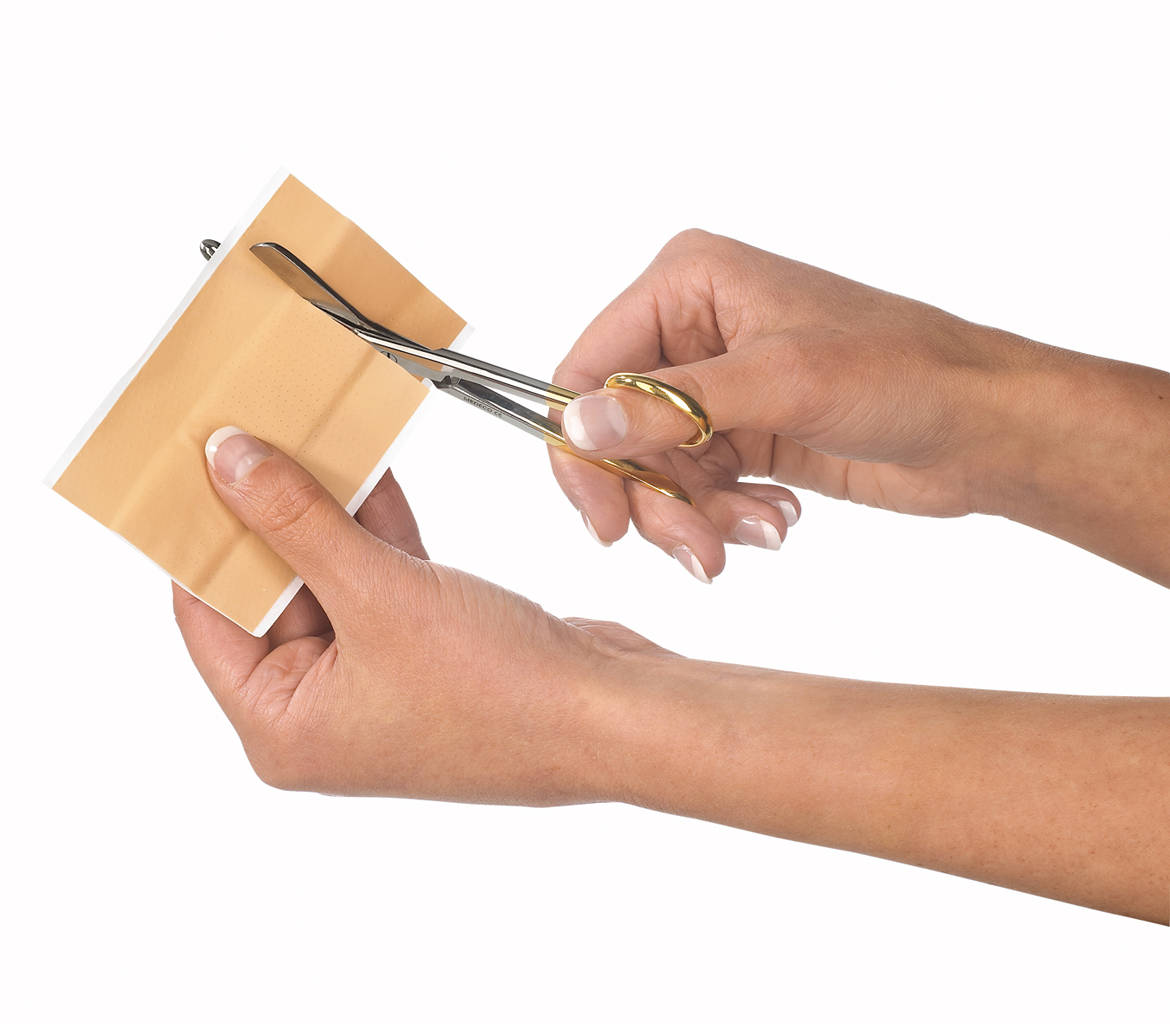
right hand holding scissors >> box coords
[551,228,1053,580]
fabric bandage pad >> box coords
[50,173,466,635]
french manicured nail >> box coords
[672,544,711,584]
[205,426,271,484]
[734,515,782,550]
[581,511,611,547]
[562,394,628,451]
[768,498,799,527]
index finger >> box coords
[555,232,737,396]
[552,278,665,395]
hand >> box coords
[551,229,1050,578]
[174,428,659,801]
[172,431,1170,921]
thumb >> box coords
[204,427,377,612]
[559,346,784,459]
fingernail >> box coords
[205,426,272,484]
[581,511,611,547]
[562,394,627,451]
[767,498,800,528]
[734,515,782,550]
[671,544,711,584]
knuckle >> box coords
[377,523,420,556]
[654,367,712,431]
[662,364,706,403]
[248,735,312,792]
[259,479,328,542]
[658,229,739,272]
[551,354,577,387]
[248,748,297,791]
[662,227,715,255]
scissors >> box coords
[246,241,712,504]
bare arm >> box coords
[975,344,1170,585]
[599,655,1170,923]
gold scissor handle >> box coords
[603,372,714,448]
[596,456,694,504]
[548,439,693,504]
[540,386,690,503]
[544,372,713,503]
[545,374,713,449]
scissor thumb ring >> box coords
[603,372,714,448]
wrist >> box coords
[955,328,1127,519]
[961,336,1170,581]
[957,330,1082,518]
[578,649,697,807]
[583,650,766,813]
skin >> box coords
[551,230,1170,584]
[175,231,1170,923]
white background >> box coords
[4,1,1167,1020]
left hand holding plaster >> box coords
[174,429,655,801]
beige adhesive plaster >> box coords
[51,174,465,635]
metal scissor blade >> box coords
[359,332,577,407]
[250,243,488,384]
[250,242,392,336]
[352,330,465,383]
[250,241,577,407]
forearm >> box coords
[595,655,1170,922]
[971,336,1170,585]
